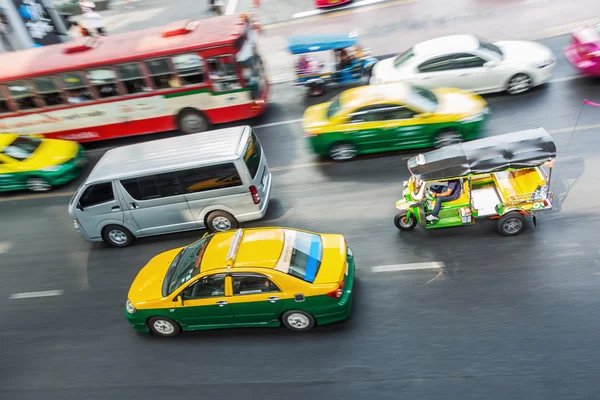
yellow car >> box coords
[125,227,355,337]
[302,82,490,161]
[0,133,87,192]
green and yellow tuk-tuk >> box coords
[394,128,556,236]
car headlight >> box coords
[72,219,80,229]
[126,299,136,315]
[41,165,61,172]
[459,112,485,123]
[534,58,554,69]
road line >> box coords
[549,75,582,84]
[372,262,445,273]
[253,118,303,129]
[9,290,64,300]
[292,0,386,19]
[225,0,239,15]
[548,123,600,135]
[264,0,417,30]
[271,161,335,172]
[0,242,13,253]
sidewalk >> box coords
[72,0,600,84]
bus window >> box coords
[207,56,241,92]
[7,81,38,111]
[60,72,92,103]
[145,59,178,90]
[34,77,64,107]
[172,53,205,86]
[87,69,119,99]
[0,92,10,114]
[117,63,149,94]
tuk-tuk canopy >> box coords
[407,128,557,181]
[287,33,359,55]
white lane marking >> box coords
[292,0,386,19]
[9,290,64,300]
[549,75,582,84]
[0,242,13,253]
[371,262,445,273]
[253,118,303,129]
[225,0,239,15]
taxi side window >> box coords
[183,274,226,299]
[232,274,281,296]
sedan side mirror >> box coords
[484,61,499,68]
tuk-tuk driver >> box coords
[426,179,462,222]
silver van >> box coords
[68,126,272,247]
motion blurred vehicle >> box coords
[125,227,355,337]
[68,126,271,247]
[315,0,352,8]
[288,32,377,96]
[0,133,86,192]
[370,34,556,95]
[302,82,489,161]
[0,15,267,142]
[394,128,555,236]
[564,23,600,76]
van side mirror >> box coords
[76,203,84,211]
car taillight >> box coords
[249,185,261,204]
[327,280,344,299]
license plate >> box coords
[261,169,268,186]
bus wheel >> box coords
[394,211,417,231]
[497,211,526,236]
[177,109,209,134]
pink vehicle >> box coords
[314,0,352,9]
[564,24,600,76]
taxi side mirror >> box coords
[174,294,184,306]
[416,113,431,119]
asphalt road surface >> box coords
[2,35,600,399]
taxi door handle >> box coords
[216,300,228,307]
[267,296,279,303]
[457,72,469,76]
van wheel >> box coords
[177,109,209,134]
[497,211,527,236]
[206,211,239,233]
[281,310,316,332]
[148,317,181,337]
[102,224,135,247]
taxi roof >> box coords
[0,133,18,147]
[339,82,414,111]
[200,228,285,272]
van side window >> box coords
[121,171,182,200]
[79,182,114,207]
[177,163,242,194]
[243,132,262,179]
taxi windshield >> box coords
[2,136,42,161]
[327,96,342,119]
[163,235,214,296]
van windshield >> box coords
[162,235,214,297]
[244,132,262,179]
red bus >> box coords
[0,15,268,142]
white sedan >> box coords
[370,35,556,95]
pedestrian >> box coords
[68,20,91,38]
[78,1,107,36]
[209,0,225,16]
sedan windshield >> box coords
[1,136,42,161]
[162,235,214,297]
[409,86,438,113]
[479,41,504,60]
[327,96,342,119]
[394,49,414,68]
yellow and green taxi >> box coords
[125,227,355,337]
[302,82,490,161]
[0,133,87,192]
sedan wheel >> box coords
[507,73,532,95]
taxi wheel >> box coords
[148,317,181,337]
[206,210,239,233]
[102,224,135,247]
[497,211,527,236]
[282,310,315,332]
[434,130,462,148]
[26,177,52,192]
[177,108,210,134]
[394,211,417,231]
[329,142,357,161]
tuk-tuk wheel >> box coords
[497,211,526,236]
[308,82,326,97]
[394,211,417,231]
